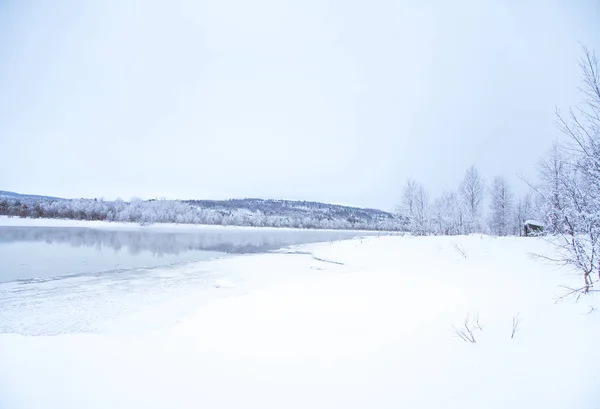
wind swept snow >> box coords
[1,235,599,409]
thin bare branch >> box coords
[451,313,482,344]
[511,313,521,339]
[452,242,468,258]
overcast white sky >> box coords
[1,0,599,210]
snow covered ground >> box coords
[1,234,599,408]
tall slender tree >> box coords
[459,166,485,234]
[400,179,429,235]
[489,176,514,236]
[538,142,567,234]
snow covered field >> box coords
[1,234,599,408]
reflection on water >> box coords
[0,226,372,282]
[0,226,370,254]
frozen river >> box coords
[0,223,374,283]
[0,221,380,335]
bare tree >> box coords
[459,166,485,234]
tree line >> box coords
[0,197,406,232]
[396,47,600,297]
[398,167,536,237]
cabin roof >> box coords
[524,219,544,227]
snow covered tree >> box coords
[1,194,406,231]
[545,47,600,296]
[400,180,429,235]
[488,176,514,236]
[431,191,462,235]
[537,142,568,234]
[458,166,485,234]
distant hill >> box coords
[0,190,63,201]
[0,192,405,231]
[186,198,399,226]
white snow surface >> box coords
[1,235,599,408]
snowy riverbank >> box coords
[1,235,599,408]
[0,215,391,234]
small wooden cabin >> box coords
[524,220,544,237]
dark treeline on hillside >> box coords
[0,196,406,231]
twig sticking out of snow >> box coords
[452,313,482,343]
[511,313,521,339]
[312,256,345,265]
[473,311,483,331]
[452,242,468,258]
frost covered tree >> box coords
[542,47,600,295]
[0,195,406,231]
[399,180,429,235]
[431,191,462,235]
[537,142,568,234]
[458,166,485,234]
[488,176,514,236]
